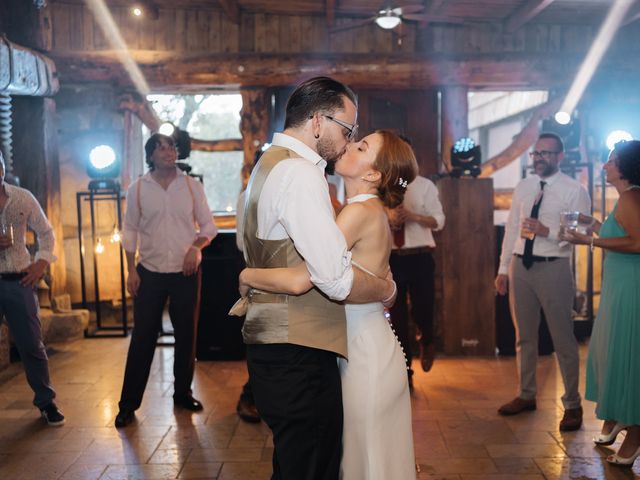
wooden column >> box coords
[441,86,469,173]
[435,177,495,355]
[11,96,66,296]
[240,88,270,186]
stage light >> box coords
[84,133,121,190]
[450,137,481,178]
[606,130,633,150]
[159,122,175,136]
[89,145,116,170]
[156,122,191,160]
[555,111,571,125]
[132,7,142,17]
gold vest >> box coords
[242,145,347,358]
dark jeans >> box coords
[0,279,55,408]
[389,251,436,368]
[118,265,201,411]
[247,343,342,480]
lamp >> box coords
[450,137,481,178]
[375,10,401,29]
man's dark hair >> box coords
[538,132,564,152]
[614,139,640,186]
[284,76,357,130]
[145,133,175,170]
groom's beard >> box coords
[316,136,343,165]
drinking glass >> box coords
[0,220,13,253]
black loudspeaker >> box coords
[197,232,246,360]
[495,225,555,356]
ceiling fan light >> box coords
[375,14,401,29]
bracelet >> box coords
[590,236,594,252]
[382,280,397,304]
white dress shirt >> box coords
[394,176,445,250]
[122,169,217,273]
[253,132,353,301]
[0,184,56,272]
[498,170,591,275]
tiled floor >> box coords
[0,338,638,479]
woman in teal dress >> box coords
[563,140,640,467]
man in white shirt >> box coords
[387,174,445,383]
[0,151,64,426]
[242,77,396,479]
[495,132,591,431]
[115,134,217,427]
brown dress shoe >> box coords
[420,343,436,372]
[236,398,261,423]
[559,406,583,431]
[498,397,537,416]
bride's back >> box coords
[341,198,391,279]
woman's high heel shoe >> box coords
[607,446,640,467]
[594,423,627,446]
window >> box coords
[146,94,244,213]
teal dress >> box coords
[585,203,640,425]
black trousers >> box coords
[247,343,342,480]
[118,265,201,411]
[389,251,436,368]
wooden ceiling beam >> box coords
[427,0,446,15]
[218,0,239,24]
[50,51,595,91]
[326,0,336,28]
[504,0,556,33]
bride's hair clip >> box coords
[398,177,408,188]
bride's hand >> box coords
[560,228,591,245]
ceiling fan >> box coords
[330,4,464,33]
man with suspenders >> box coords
[115,133,217,427]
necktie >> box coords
[521,180,546,269]
[393,224,405,248]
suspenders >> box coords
[136,174,197,226]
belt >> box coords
[391,246,434,256]
[248,290,289,304]
[515,254,559,263]
[0,272,28,281]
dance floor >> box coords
[0,338,638,479]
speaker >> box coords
[196,232,246,360]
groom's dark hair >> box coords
[284,76,357,130]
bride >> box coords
[239,130,417,479]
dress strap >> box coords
[352,260,389,279]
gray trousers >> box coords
[0,279,56,408]
[508,256,581,409]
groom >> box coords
[242,77,396,479]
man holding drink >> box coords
[495,132,591,431]
[0,150,64,426]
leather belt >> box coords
[0,272,28,281]
[515,254,559,263]
[391,246,434,256]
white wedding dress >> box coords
[338,194,416,480]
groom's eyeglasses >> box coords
[323,115,358,142]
